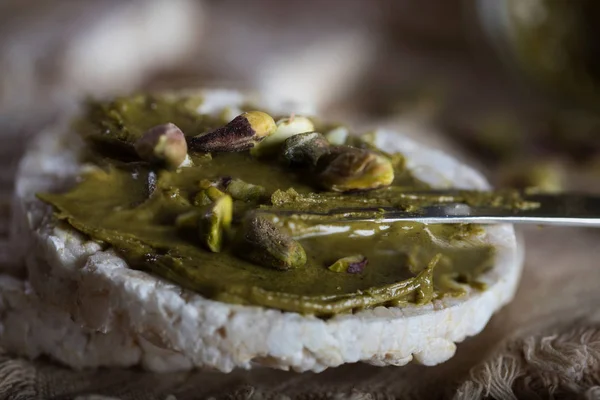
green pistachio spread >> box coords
[38,94,495,317]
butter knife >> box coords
[270,191,600,227]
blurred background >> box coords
[1,0,600,200]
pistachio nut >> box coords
[208,186,227,200]
[134,123,189,169]
[194,191,212,207]
[250,116,315,157]
[324,126,349,146]
[221,178,266,202]
[328,255,368,273]
[193,185,227,207]
[222,178,267,201]
[237,214,307,270]
[179,154,194,167]
[281,132,330,167]
[270,188,302,207]
[199,194,233,253]
[345,132,379,150]
[189,111,277,153]
[199,178,215,189]
[195,177,266,203]
[317,146,394,192]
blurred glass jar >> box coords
[477,0,600,111]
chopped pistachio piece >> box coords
[222,178,266,202]
[270,188,302,207]
[317,146,395,192]
[206,186,227,201]
[328,255,368,274]
[199,194,233,253]
[237,214,307,270]
[134,123,188,169]
[193,191,211,207]
[189,111,277,153]
[281,132,330,167]
[199,179,214,189]
[251,116,315,157]
[193,185,227,207]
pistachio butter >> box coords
[38,94,496,317]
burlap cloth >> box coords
[0,119,598,400]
